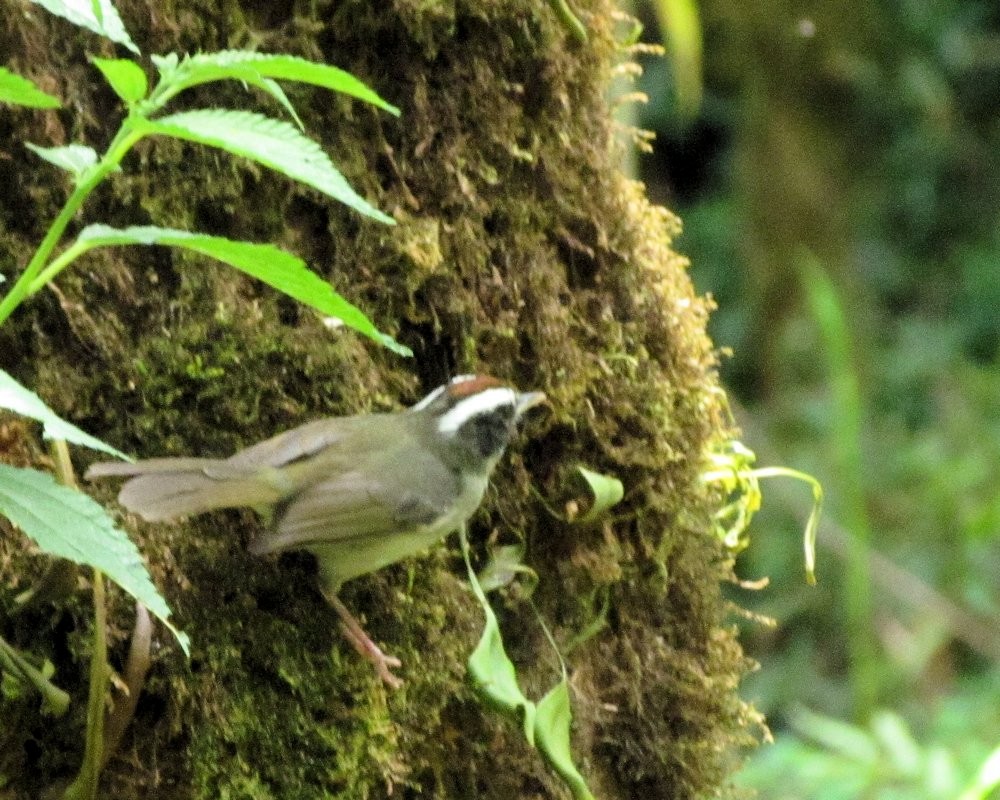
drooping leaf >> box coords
[130,109,394,224]
[0,465,188,654]
[24,143,99,181]
[29,0,139,54]
[74,225,410,355]
[152,50,400,116]
[0,369,130,460]
[0,67,60,108]
[466,581,537,745]
[91,56,147,103]
[575,465,624,522]
[535,680,596,800]
[461,526,596,798]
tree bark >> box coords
[0,1,760,797]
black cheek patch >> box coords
[470,414,513,459]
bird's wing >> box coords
[225,417,368,469]
[249,465,454,556]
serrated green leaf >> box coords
[30,0,139,54]
[0,465,188,654]
[75,225,410,355]
[257,77,304,130]
[172,51,401,116]
[575,465,623,522]
[0,369,130,460]
[91,56,147,103]
[131,110,394,224]
[0,67,60,108]
[535,680,596,800]
[24,143,99,179]
[146,54,305,127]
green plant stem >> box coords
[0,124,144,326]
[62,569,109,800]
[0,635,70,716]
[798,250,878,720]
[547,0,588,42]
[43,439,111,799]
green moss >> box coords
[0,0,760,797]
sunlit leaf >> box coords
[0,465,188,654]
[0,67,60,108]
[74,225,410,355]
[0,369,130,460]
[130,109,394,223]
[24,143,99,181]
[156,50,399,115]
[91,57,147,103]
[30,0,139,54]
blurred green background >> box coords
[634,1,1000,797]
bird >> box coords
[86,375,546,686]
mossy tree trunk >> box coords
[0,1,759,797]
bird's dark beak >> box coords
[515,391,547,418]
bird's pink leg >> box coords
[322,589,403,689]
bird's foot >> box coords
[324,591,403,689]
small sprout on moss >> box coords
[574,465,624,523]
[701,439,823,584]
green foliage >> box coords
[637,1,1000,795]
[651,0,703,117]
[0,67,60,108]
[131,109,395,225]
[737,675,1000,800]
[461,526,596,800]
[2,1,407,795]
[24,143,99,181]
[0,28,404,343]
[0,636,69,716]
[702,438,822,584]
[147,51,401,117]
[65,225,410,355]
[0,369,129,460]
[90,56,148,104]
[0,464,189,654]
[574,465,624,523]
[29,0,139,54]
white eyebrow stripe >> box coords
[436,387,516,434]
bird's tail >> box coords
[86,459,284,522]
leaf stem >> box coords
[0,124,144,327]
[62,569,109,800]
